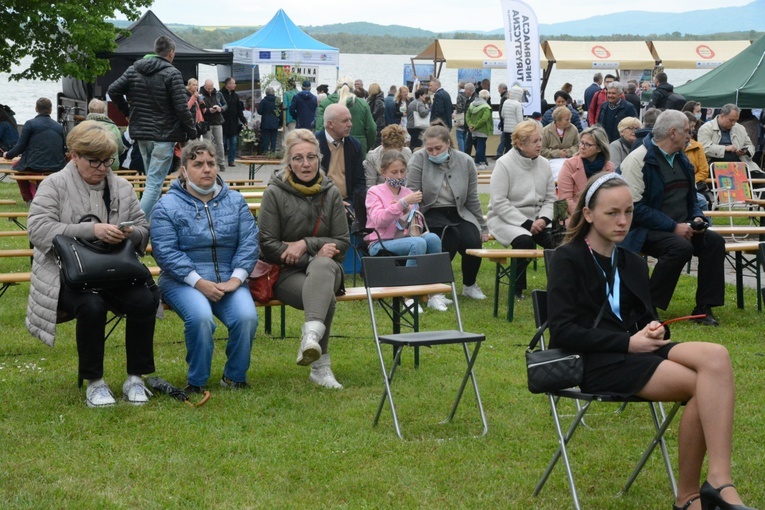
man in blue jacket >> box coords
[620,110,724,326]
[108,36,197,219]
[289,80,318,130]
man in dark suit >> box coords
[317,103,365,206]
[429,77,453,130]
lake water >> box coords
[1,54,711,124]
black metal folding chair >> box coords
[530,290,681,510]
[362,253,487,440]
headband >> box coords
[585,173,625,207]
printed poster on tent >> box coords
[500,0,541,116]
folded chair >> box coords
[529,290,682,510]
[362,253,487,439]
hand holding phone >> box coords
[118,221,134,231]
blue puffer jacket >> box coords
[150,177,259,289]
[4,114,66,171]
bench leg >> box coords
[736,252,744,309]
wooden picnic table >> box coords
[235,158,282,180]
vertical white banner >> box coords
[501,0,541,116]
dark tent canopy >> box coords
[63,10,232,101]
[675,35,765,108]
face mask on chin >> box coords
[184,172,219,196]
[428,150,450,164]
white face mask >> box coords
[184,172,219,196]
[695,113,702,120]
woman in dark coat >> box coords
[547,172,753,510]
[257,87,280,155]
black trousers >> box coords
[641,229,725,310]
[58,283,159,381]
[511,231,555,292]
[426,208,483,286]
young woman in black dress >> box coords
[547,172,754,510]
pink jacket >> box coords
[557,155,615,221]
[365,183,415,242]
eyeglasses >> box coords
[86,157,115,168]
[579,141,596,149]
[291,154,319,164]
[622,126,637,131]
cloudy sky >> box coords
[127,0,753,32]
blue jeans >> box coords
[369,233,442,266]
[224,135,238,164]
[137,140,175,219]
[456,129,467,152]
[473,136,487,165]
[162,283,258,386]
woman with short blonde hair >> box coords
[541,106,579,159]
[610,116,642,167]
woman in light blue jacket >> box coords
[151,140,259,393]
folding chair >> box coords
[362,253,487,440]
[529,290,681,509]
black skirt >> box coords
[580,343,677,397]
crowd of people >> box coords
[1,35,758,509]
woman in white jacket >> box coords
[500,85,524,155]
[488,120,556,299]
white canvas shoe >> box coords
[86,380,116,408]
[122,376,152,405]
[462,283,487,300]
[427,294,449,311]
[404,298,424,314]
[297,321,324,366]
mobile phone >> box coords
[689,221,709,231]
[117,221,134,231]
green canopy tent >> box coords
[675,35,765,108]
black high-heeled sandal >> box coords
[699,481,757,510]
[673,495,699,510]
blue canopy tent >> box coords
[223,9,339,111]
[224,9,339,67]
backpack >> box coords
[664,92,686,111]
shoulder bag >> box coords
[248,196,326,302]
[394,206,429,238]
[526,258,615,394]
[52,215,151,292]
[413,110,431,129]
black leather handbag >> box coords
[52,215,150,291]
[526,325,583,394]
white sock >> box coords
[126,375,142,385]
[88,378,105,387]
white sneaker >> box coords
[441,295,454,305]
[404,298,424,314]
[462,283,487,300]
[427,293,449,311]
[122,376,153,405]
[309,354,343,389]
[86,380,116,408]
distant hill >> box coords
[538,0,765,37]
[303,22,434,38]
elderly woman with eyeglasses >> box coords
[557,125,615,221]
[258,129,350,389]
[27,121,158,408]
[609,116,642,168]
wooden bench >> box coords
[465,248,545,322]
[724,241,763,311]
[0,200,15,206]
[0,211,28,230]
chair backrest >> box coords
[543,248,556,279]
[362,252,454,288]
[709,161,753,209]
[531,289,548,329]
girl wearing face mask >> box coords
[407,125,490,301]
[365,150,450,311]
[151,139,260,394]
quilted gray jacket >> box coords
[26,162,149,346]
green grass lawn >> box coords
[1,182,763,509]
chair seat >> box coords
[378,330,484,347]
[553,389,650,403]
